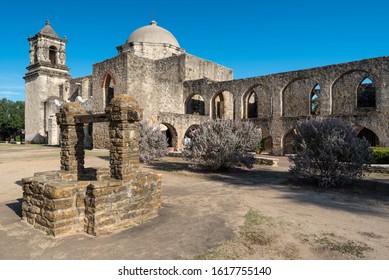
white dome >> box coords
[126,20,180,47]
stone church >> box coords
[24,20,389,155]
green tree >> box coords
[0,98,25,140]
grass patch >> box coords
[194,209,281,260]
[303,232,373,258]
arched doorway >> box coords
[283,129,296,155]
[160,123,178,151]
[184,124,199,147]
[358,128,379,146]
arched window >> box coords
[49,46,57,66]
[246,90,258,118]
[358,128,379,146]
[186,94,205,115]
[357,78,376,109]
[310,84,320,115]
[103,74,114,108]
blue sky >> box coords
[1,0,389,101]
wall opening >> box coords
[160,123,178,151]
[310,84,320,115]
[213,92,224,119]
[357,78,376,109]
[246,90,258,118]
[358,128,379,146]
[185,94,205,115]
[104,74,115,108]
[49,46,57,66]
[283,129,296,155]
[212,91,234,119]
[184,124,199,147]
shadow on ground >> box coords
[6,198,22,218]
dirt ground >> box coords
[0,144,388,260]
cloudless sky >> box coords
[1,0,389,101]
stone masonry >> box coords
[22,95,162,237]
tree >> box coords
[183,119,261,171]
[139,121,168,163]
[289,118,373,188]
[0,98,25,140]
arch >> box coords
[103,73,115,108]
[183,124,200,147]
[263,136,273,153]
[160,123,178,150]
[242,86,258,119]
[49,46,57,66]
[357,127,379,146]
[211,90,234,119]
[331,70,376,114]
[310,84,320,115]
[357,77,376,109]
[184,124,200,138]
[282,77,318,117]
[283,129,296,155]
[185,94,205,115]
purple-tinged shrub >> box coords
[183,120,261,170]
[289,118,373,188]
[139,121,168,164]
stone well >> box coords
[21,95,162,236]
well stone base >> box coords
[22,168,161,237]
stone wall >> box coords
[184,56,389,154]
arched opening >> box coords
[283,129,296,155]
[282,78,318,117]
[310,84,320,115]
[212,91,234,119]
[184,124,199,147]
[357,77,376,109]
[103,74,115,108]
[358,128,379,146]
[49,46,57,66]
[263,136,273,153]
[160,123,178,151]
[185,94,205,115]
[245,90,258,118]
[213,92,224,119]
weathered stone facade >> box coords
[25,20,388,154]
[22,96,162,236]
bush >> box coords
[139,121,168,163]
[289,118,373,188]
[183,119,261,170]
[372,147,389,164]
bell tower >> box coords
[24,20,70,144]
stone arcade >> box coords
[24,20,389,154]
[22,95,162,236]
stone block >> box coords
[44,197,74,211]
[44,183,76,199]
[44,208,77,222]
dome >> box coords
[126,20,180,47]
